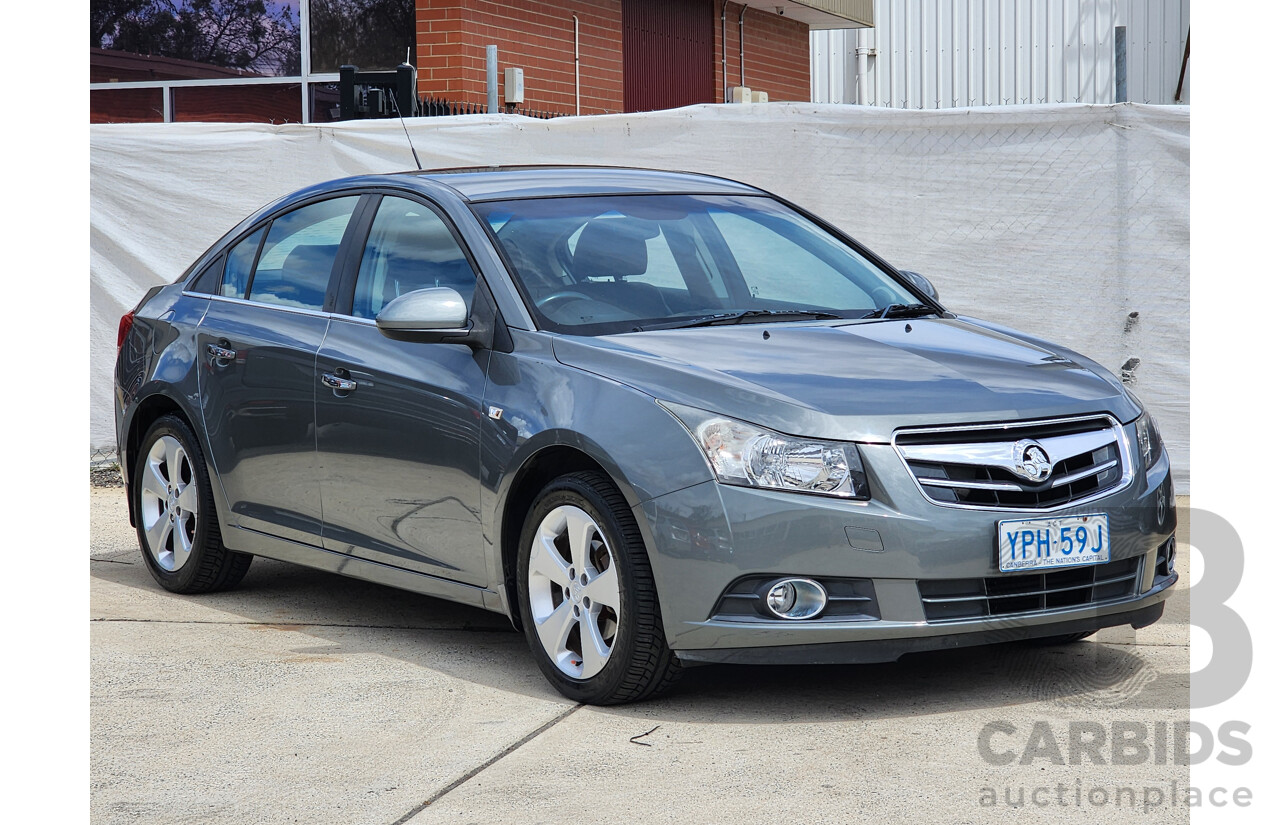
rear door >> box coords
[315,193,491,584]
[196,195,363,546]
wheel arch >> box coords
[122,390,209,527]
[495,438,636,630]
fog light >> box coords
[763,578,828,620]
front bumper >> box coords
[635,430,1177,662]
[678,599,1169,665]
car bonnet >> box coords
[550,317,1140,442]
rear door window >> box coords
[186,252,226,294]
[246,197,360,311]
[219,228,265,299]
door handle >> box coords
[321,372,357,392]
[206,343,237,361]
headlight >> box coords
[661,402,869,499]
[1135,410,1164,468]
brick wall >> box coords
[416,1,811,114]
[714,2,811,103]
[417,0,624,115]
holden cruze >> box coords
[114,166,1177,704]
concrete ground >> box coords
[92,487,1191,824]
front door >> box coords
[315,195,490,585]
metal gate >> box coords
[623,0,715,112]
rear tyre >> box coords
[517,471,681,705]
[133,414,252,593]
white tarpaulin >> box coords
[90,102,1190,490]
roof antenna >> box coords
[388,61,423,171]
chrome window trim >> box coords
[182,292,385,331]
[330,313,377,327]
[891,413,1134,513]
[189,292,335,320]
[182,296,452,330]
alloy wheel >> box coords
[139,435,199,572]
[526,504,622,679]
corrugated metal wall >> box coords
[812,0,1190,106]
[623,0,716,112]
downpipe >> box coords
[721,0,729,102]
[855,29,870,105]
[572,14,580,115]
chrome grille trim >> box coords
[919,477,1022,492]
[1051,459,1119,489]
[893,414,1133,512]
[897,428,1117,473]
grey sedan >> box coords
[114,166,1177,704]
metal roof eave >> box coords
[736,0,873,30]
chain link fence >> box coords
[91,102,1188,489]
[762,107,1188,493]
[90,447,122,487]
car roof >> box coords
[397,165,766,202]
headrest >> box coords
[572,219,656,280]
[282,244,339,280]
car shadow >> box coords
[92,545,1186,724]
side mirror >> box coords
[898,270,940,302]
[376,287,469,335]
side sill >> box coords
[225,525,508,615]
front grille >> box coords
[918,556,1142,622]
[895,415,1129,510]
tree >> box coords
[91,0,300,76]
[308,0,415,74]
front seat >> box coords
[570,219,670,317]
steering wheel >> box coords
[536,290,595,313]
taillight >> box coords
[117,311,135,350]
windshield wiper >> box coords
[860,303,940,320]
[673,309,843,328]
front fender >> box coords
[479,330,716,613]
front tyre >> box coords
[517,472,681,705]
[133,414,252,593]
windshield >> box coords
[473,194,926,335]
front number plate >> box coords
[997,514,1110,572]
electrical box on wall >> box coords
[504,67,525,104]
[730,86,752,103]
[751,91,769,103]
